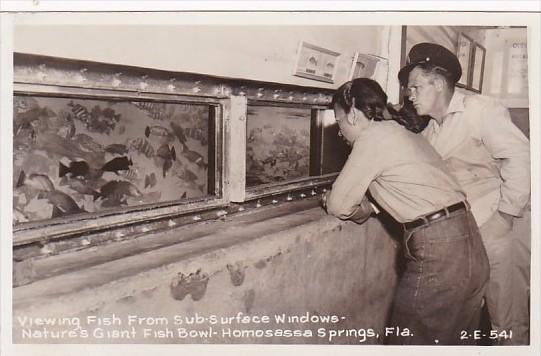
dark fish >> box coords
[157,144,176,177]
[181,145,207,169]
[145,125,172,138]
[16,171,55,191]
[180,191,187,199]
[59,161,90,178]
[101,107,121,121]
[144,173,157,189]
[105,144,129,155]
[64,178,100,200]
[97,180,142,201]
[38,190,86,217]
[157,144,176,161]
[101,156,133,174]
[162,159,173,178]
[170,122,188,145]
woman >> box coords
[323,78,489,345]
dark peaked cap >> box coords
[398,42,462,85]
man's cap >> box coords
[398,42,462,85]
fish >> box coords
[157,144,176,161]
[184,127,208,145]
[73,133,104,153]
[59,160,90,178]
[87,106,118,134]
[144,173,157,189]
[179,168,198,183]
[180,191,187,199]
[14,96,39,114]
[156,144,177,177]
[180,145,207,169]
[101,107,121,122]
[37,190,86,217]
[67,101,91,124]
[170,122,188,145]
[161,159,173,178]
[14,107,55,133]
[101,156,133,174]
[261,157,277,167]
[97,180,142,201]
[105,144,129,155]
[64,178,101,200]
[145,125,172,139]
[16,171,55,192]
[36,133,105,166]
[119,168,139,181]
[133,102,168,121]
[128,137,155,158]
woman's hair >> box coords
[331,78,430,133]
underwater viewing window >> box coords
[13,95,218,225]
[244,103,349,198]
[12,53,341,257]
[246,104,312,187]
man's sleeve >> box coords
[481,101,530,217]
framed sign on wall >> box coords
[471,43,486,92]
[456,33,473,88]
[293,41,341,84]
[456,32,486,93]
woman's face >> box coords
[333,105,359,145]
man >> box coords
[323,78,489,345]
[398,42,531,345]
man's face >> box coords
[407,67,439,117]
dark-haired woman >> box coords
[323,78,489,345]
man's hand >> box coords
[349,196,376,224]
[320,191,329,212]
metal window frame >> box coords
[13,84,229,246]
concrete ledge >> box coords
[13,199,399,344]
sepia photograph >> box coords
[0,4,539,356]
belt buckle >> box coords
[427,210,446,222]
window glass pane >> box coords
[246,105,311,187]
[13,95,213,224]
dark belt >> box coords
[404,201,468,231]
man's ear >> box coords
[433,77,445,92]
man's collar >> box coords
[444,90,465,116]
